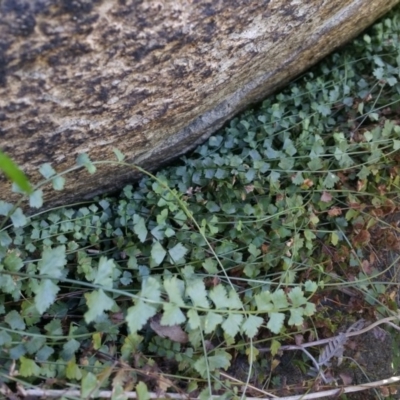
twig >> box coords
[257,314,400,352]
[15,316,400,400]
[219,371,279,398]
[15,375,400,399]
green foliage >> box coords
[0,151,32,194]
[1,7,400,398]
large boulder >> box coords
[0,0,398,208]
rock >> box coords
[0,0,398,208]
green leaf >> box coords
[10,208,27,228]
[288,287,307,307]
[334,148,354,168]
[163,276,185,306]
[84,289,115,323]
[242,315,264,338]
[270,289,289,310]
[161,303,186,325]
[11,182,25,194]
[202,258,218,274]
[227,289,243,310]
[186,279,209,308]
[19,356,41,377]
[288,308,304,326]
[113,148,126,162]
[269,171,281,183]
[35,279,60,314]
[10,344,26,359]
[0,201,13,216]
[5,310,25,330]
[316,103,331,116]
[4,251,23,271]
[291,171,304,185]
[331,231,339,246]
[307,157,323,171]
[199,388,211,400]
[76,153,96,174]
[36,346,54,362]
[393,140,400,151]
[0,232,12,248]
[204,312,223,334]
[168,243,188,263]
[120,271,133,286]
[187,309,201,330]
[270,339,281,356]
[52,176,65,191]
[209,285,229,309]
[0,151,32,193]
[93,257,115,288]
[364,130,373,141]
[283,138,297,156]
[66,357,82,380]
[126,300,158,333]
[38,246,67,278]
[62,339,81,361]
[39,163,56,179]
[267,312,285,334]
[248,243,261,257]
[121,334,143,360]
[221,314,243,337]
[133,216,148,243]
[44,319,63,336]
[324,173,339,189]
[304,229,316,242]
[151,241,166,265]
[81,372,99,398]
[303,302,317,316]
[136,381,150,400]
[141,277,162,302]
[0,331,12,346]
[23,336,45,355]
[29,190,43,209]
[194,350,231,378]
[278,157,294,170]
[387,76,397,86]
[304,280,318,292]
[255,291,273,312]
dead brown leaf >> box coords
[382,199,396,215]
[157,374,174,393]
[320,191,332,203]
[328,207,342,217]
[357,179,367,192]
[302,178,314,189]
[353,230,370,247]
[339,373,353,385]
[244,184,254,193]
[378,184,387,196]
[261,243,269,254]
[150,315,188,343]
[346,340,358,350]
[361,259,373,275]
[294,334,304,346]
[348,202,364,210]
[379,385,391,398]
[271,358,280,371]
[110,312,125,324]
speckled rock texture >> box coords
[0,0,399,208]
